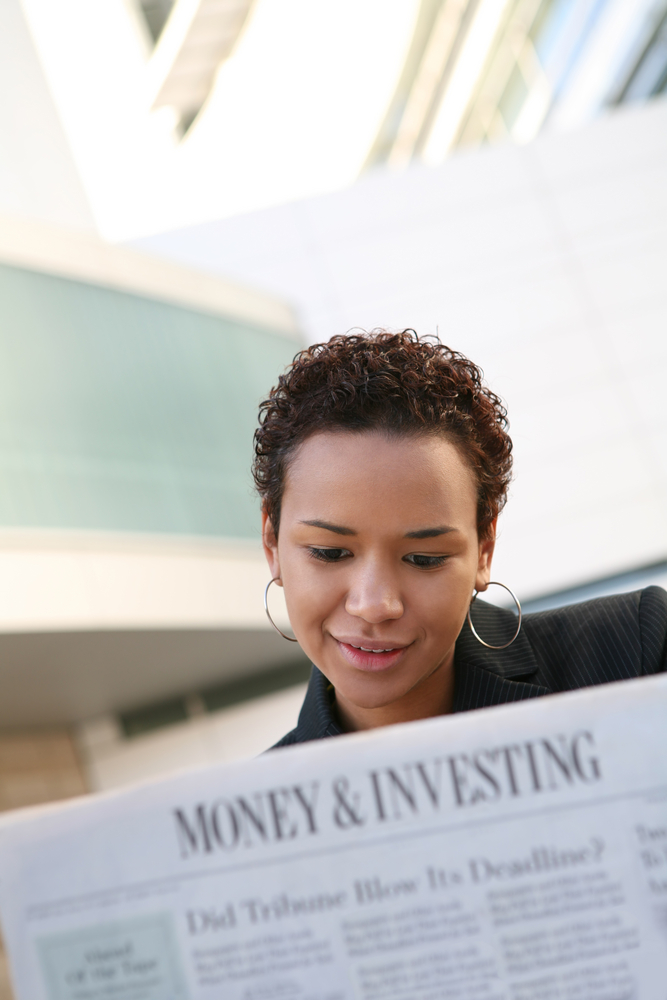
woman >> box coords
[254,331,667,748]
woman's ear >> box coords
[474,518,496,592]
[261,510,281,582]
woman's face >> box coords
[262,430,495,731]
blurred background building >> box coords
[0,0,665,822]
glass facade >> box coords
[0,262,297,538]
[366,0,667,166]
[137,0,176,43]
[613,9,667,104]
[457,0,610,146]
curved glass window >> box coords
[0,262,297,538]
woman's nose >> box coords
[344,566,404,623]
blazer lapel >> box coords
[453,659,550,711]
[453,599,550,711]
[295,667,343,741]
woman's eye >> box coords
[308,547,351,563]
[404,553,448,569]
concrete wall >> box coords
[76,683,307,792]
[0,529,304,727]
[0,216,306,727]
[133,98,667,601]
[0,0,94,230]
[0,729,88,1000]
[18,0,420,238]
[0,730,86,812]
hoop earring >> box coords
[264,577,298,642]
[467,581,522,649]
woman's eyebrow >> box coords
[405,526,457,539]
[299,519,356,536]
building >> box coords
[0,215,310,795]
[367,0,667,166]
[134,96,667,607]
[1,7,664,997]
[8,0,667,239]
[0,0,664,802]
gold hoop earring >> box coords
[264,577,298,642]
[467,581,522,649]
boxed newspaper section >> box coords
[0,674,665,999]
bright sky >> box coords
[20,0,421,240]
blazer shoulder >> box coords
[522,587,667,690]
[267,728,299,751]
[264,665,344,752]
[638,585,667,674]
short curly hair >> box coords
[253,330,512,539]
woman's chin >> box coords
[332,672,417,713]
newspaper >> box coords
[0,674,665,1000]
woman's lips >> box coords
[335,640,409,672]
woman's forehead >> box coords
[282,430,478,528]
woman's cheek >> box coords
[290,584,331,641]
[420,580,469,639]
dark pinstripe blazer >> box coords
[272,586,667,748]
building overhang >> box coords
[147,0,256,126]
[0,529,303,727]
[0,214,299,340]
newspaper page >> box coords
[0,673,665,1000]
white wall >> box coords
[0,529,285,634]
[0,217,304,727]
[0,213,299,336]
[133,98,667,601]
[77,683,307,792]
[0,0,94,230]
[18,0,420,239]
[0,528,308,727]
